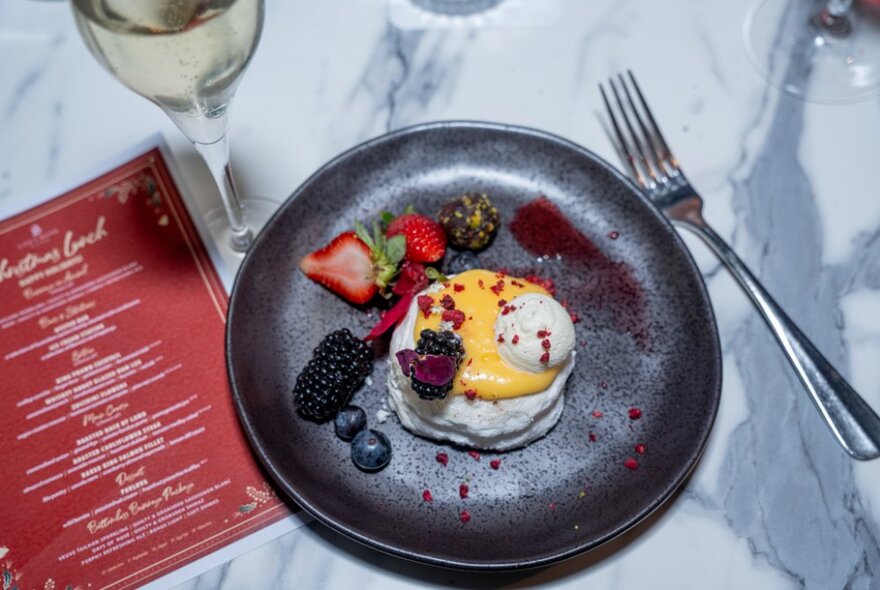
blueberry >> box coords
[445,251,480,275]
[334,405,367,441]
[351,429,392,472]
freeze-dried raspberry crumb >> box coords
[453,283,465,292]
[635,443,646,454]
[628,407,642,420]
[468,450,480,461]
[496,334,505,344]
[490,459,501,470]
[440,294,456,310]
[459,483,469,499]
[541,339,551,350]
[624,457,639,470]
[460,509,471,524]
[490,280,505,295]
[464,389,477,400]
[417,295,434,318]
[524,274,556,295]
[423,490,433,502]
[512,334,520,344]
[592,410,604,418]
[540,352,550,363]
[436,452,449,467]
[442,309,466,329]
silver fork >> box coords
[600,71,880,461]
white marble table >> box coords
[2,1,879,588]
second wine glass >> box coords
[71,0,274,253]
[744,0,880,103]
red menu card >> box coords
[0,149,291,589]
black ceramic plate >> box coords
[226,121,721,570]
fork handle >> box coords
[677,219,880,461]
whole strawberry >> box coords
[386,213,446,263]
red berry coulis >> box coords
[510,197,650,348]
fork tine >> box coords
[608,76,658,184]
[617,73,669,179]
[626,70,680,172]
[599,82,645,187]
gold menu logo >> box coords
[16,223,59,251]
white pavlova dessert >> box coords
[387,269,576,451]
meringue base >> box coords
[387,302,575,451]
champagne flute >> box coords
[743,0,880,103]
[71,0,273,253]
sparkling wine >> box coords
[72,0,263,143]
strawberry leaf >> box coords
[372,220,386,251]
[353,221,373,249]
[380,211,396,227]
[425,267,447,282]
[386,235,406,264]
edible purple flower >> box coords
[395,349,419,377]
[412,354,457,386]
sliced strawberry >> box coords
[386,214,446,263]
[299,232,377,304]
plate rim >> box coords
[225,120,722,570]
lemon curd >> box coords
[414,269,561,400]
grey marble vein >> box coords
[2,34,64,120]
[717,4,880,585]
[46,101,62,179]
[337,24,465,144]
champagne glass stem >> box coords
[826,0,853,17]
[816,0,854,37]
[193,136,253,252]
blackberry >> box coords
[313,328,373,376]
[293,329,373,422]
[411,329,464,400]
